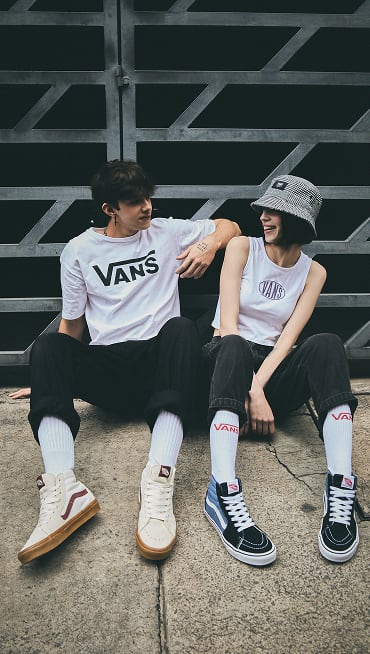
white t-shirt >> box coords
[212,236,312,346]
[60,217,215,345]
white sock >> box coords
[210,410,239,483]
[148,411,183,468]
[323,404,353,476]
[38,416,75,474]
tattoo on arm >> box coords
[197,242,208,252]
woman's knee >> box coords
[302,333,345,359]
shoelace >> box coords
[144,479,173,521]
[221,492,255,532]
[38,485,61,525]
[328,485,356,525]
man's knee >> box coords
[160,316,198,342]
[30,332,74,364]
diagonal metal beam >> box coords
[346,216,370,242]
[354,0,370,16]
[169,83,225,131]
[262,26,318,71]
[20,201,73,246]
[14,84,70,132]
[190,199,227,222]
[260,143,316,189]
[350,108,370,132]
[168,0,196,12]
[8,0,37,10]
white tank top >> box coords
[212,237,312,346]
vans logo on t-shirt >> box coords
[93,250,159,286]
[259,280,285,300]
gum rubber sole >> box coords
[135,531,176,561]
[18,499,100,565]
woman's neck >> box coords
[264,242,302,268]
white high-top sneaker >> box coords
[18,470,100,564]
[136,463,176,560]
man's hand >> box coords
[9,387,31,399]
[176,237,217,279]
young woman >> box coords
[203,175,359,567]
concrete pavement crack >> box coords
[266,440,316,493]
[157,562,169,654]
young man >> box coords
[17,159,240,565]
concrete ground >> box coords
[1,381,369,654]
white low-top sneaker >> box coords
[136,463,176,560]
[18,470,100,564]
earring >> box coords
[114,214,117,227]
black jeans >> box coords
[28,317,200,442]
[203,333,358,428]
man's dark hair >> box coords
[279,211,315,245]
[91,159,156,222]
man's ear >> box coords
[101,202,115,218]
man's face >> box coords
[103,196,153,236]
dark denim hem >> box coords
[208,397,247,427]
[316,391,358,426]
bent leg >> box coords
[206,334,255,426]
[144,316,201,432]
[265,333,357,426]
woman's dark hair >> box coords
[90,159,156,224]
[279,211,315,245]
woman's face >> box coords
[260,209,283,244]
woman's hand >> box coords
[248,386,275,435]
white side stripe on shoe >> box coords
[205,496,227,530]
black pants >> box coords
[28,317,200,442]
[203,333,358,428]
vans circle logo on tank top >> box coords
[259,280,286,300]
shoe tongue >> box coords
[152,464,172,482]
[220,478,241,496]
[334,474,355,490]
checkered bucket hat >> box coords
[250,175,322,237]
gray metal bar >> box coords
[190,199,227,222]
[8,0,37,10]
[20,201,73,246]
[2,186,370,201]
[350,108,370,131]
[13,84,70,132]
[134,72,370,85]
[1,294,369,313]
[136,129,370,143]
[0,130,107,143]
[0,72,106,84]
[120,0,137,160]
[0,244,64,257]
[168,0,196,12]
[345,217,370,242]
[0,298,62,311]
[261,144,316,187]
[104,0,121,159]
[1,187,91,199]
[133,12,370,27]
[262,26,319,71]
[0,12,104,26]
[169,83,225,131]
[354,0,370,16]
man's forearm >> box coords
[212,218,241,250]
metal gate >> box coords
[0,0,369,373]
